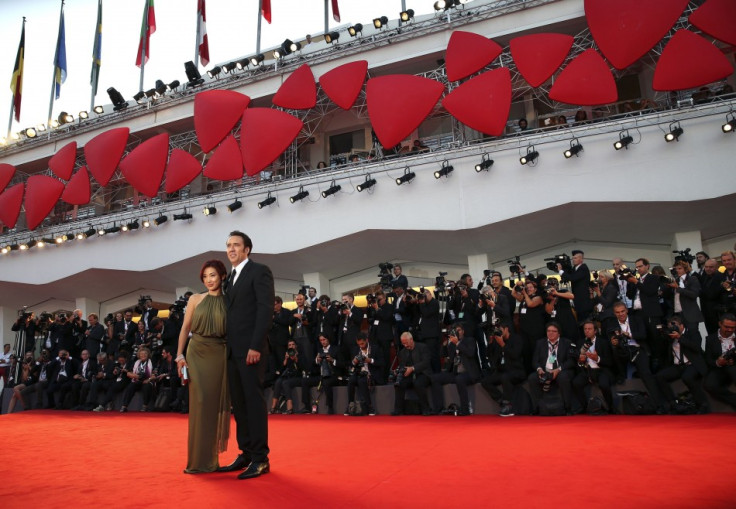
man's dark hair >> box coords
[228,230,253,251]
[720,313,736,323]
[546,321,561,333]
[356,332,368,341]
[612,300,627,310]
[696,251,708,259]
[274,296,283,304]
[635,257,650,267]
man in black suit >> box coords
[45,349,77,409]
[654,316,709,413]
[430,322,481,415]
[703,314,736,410]
[269,296,293,377]
[337,293,364,366]
[700,259,727,335]
[626,257,666,369]
[391,332,432,415]
[218,231,275,480]
[526,322,576,414]
[571,321,616,413]
[480,322,526,416]
[367,290,395,381]
[558,250,593,321]
[417,288,442,373]
[664,261,703,332]
[345,332,384,415]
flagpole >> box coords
[48,0,64,127]
[139,0,149,93]
[90,0,101,113]
[324,0,328,35]
[7,17,25,139]
[194,0,200,67]
[256,0,263,55]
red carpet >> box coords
[0,411,733,509]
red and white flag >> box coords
[197,0,209,66]
[135,0,156,67]
[332,0,340,22]
[262,0,272,24]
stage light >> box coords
[227,200,243,213]
[142,219,151,228]
[78,110,89,120]
[348,23,363,37]
[222,61,237,73]
[55,234,65,244]
[203,205,217,216]
[434,0,450,11]
[722,113,736,133]
[40,238,55,247]
[207,65,222,78]
[58,111,73,125]
[475,154,494,172]
[564,138,583,158]
[105,226,120,234]
[520,146,539,165]
[0,137,6,146]
[144,88,157,98]
[124,220,139,231]
[258,192,276,209]
[434,160,454,179]
[665,122,683,142]
[274,39,295,59]
[321,181,341,198]
[373,16,389,29]
[174,212,193,221]
[325,32,340,44]
[19,242,28,250]
[36,124,47,133]
[97,227,106,236]
[9,243,19,251]
[250,54,265,66]
[94,105,104,114]
[27,240,38,249]
[154,79,167,96]
[290,186,309,203]
[107,87,128,111]
[357,176,376,192]
[184,61,205,87]
[290,41,301,52]
[614,131,633,150]
[1,245,8,254]
[133,91,146,104]
[167,80,180,90]
[10,131,21,139]
[24,127,37,138]
[396,168,416,185]
[400,9,415,21]
[154,214,168,226]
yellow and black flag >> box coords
[10,20,25,122]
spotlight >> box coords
[79,111,89,120]
[321,181,341,198]
[348,23,363,37]
[36,124,47,133]
[722,113,736,133]
[434,0,450,11]
[184,61,205,87]
[107,87,128,111]
[396,168,416,185]
[665,122,683,142]
[520,146,539,165]
[154,79,167,96]
[55,234,65,244]
[290,186,309,203]
[124,220,139,231]
[274,39,295,59]
[258,192,276,209]
[203,205,217,216]
[167,80,180,90]
[222,61,237,73]
[325,31,340,44]
[289,41,301,52]
[564,139,583,158]
[235,58,249,70]
[144,88,157,99]
[373,16,389,29]
[434,160,454,179]
[356,176,376,192]
[84,228,96,238]
[10,131,21,139]
[1,246,8,254]
[24,127,37,138]
[142,219,151,228]
[40,238,55,247]
[475,154,494,172]
[58,111,73,124]
[250,54,265,66]
[9,243,19,251]
[614,131,633,150]
[104,226,120,235]
[97,227,106,236]
[400,9,415,21]
[207,65,222,78]
[133,91,147,104]
[227,200,243,213]
[19,242,28,251]
[27,240,37,249]
[93,105,104,114]
[154,214,168,226]
[174,212,193,221]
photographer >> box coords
[663,260,703,332]
[390,264,408,290]
[70,349,97,410]
[417,287,442,373]
[268,340,307,414]
[721,251,736,315]
[479,322,526,416]
[314,295,339,348]
[337,293,364,362]
[389,283,411,339]
[270,296,293,375]
[606,302,665,413]
[344,332,383,416]
[6,351,41,413]
[612,258,634,309]
[290,293,313,364]
[146,317,166,363]
[367,290,396,381]
[591,271,619,332]
[303,333,340,414]
[94,352,132,411]
[699,259,727,334]
[83,313,106,357]
[557,250,593,321]
[625,258,666,370]
[391,332,432,416]
[139,298,158,331]
[86,352,115,411]
[526,322,576,415]
[703,314,736,410]
[70,309,88,358]
[654,316,708,414]
[571,321,616,413]
[11,312,37,353]
[512,279,545,374]
[120,347,154,412]
[430,323,480,416]
[490,272,516,318]
[47,312,73,357]
[544,278,579,344]
[44,349,77,409]
[150,347,179,411]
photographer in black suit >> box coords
[526,322,576,415]
[699,259,727,334]
[302,333,340,414]
[344,332,383,416]
[430,323,480,415]
[391,332,432,415]
[626,258,666,370]
[417,287,442,373]
[269,296,293,376]
[367,290,395,381]
[480,322,526,416]
[571,321,616,413]
[663,261,703,332]
[558,250,593,321]
[45,349,77,409]
[269,340,307,414]
[704,314,736,410]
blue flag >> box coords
[54,8,67,99]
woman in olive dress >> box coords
[176,260,230,473]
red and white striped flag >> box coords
[197,0,209,66]
[262,0,272,24]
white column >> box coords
[467,254,490,285]
[671,231,703,264]
[303,272,330,297]
[76,298,100,319]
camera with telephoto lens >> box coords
[610,329,630,347]
[657,321,680,336]
[508,256,524,276]
[435,272,448,289]
[589,271,600,288]
[378,262,394,289]
[722,347,736,363]
[287,348,298,359]
[392,365,406,387]
[318,352,329,361]
[366,293,377,306]
[538,370,554,391]
[672,248,695,265]
[487,318,503,338]
[578,338,593,366]
[545,254,572,272]
[617,266,636,281]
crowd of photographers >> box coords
[4,249,736,417]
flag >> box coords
[136,0,157,67]
[332,0,340,22]
[10,22,25,122]
[262,0,272,24]
[91,0,103,97]
[197,0,210,66]
[53,8,68,100]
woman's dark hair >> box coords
[200,259,228,282]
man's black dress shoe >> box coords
[217,454,250,472]
[237,461,270,480]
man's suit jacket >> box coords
[338,305,364,346]
[665,273,704,324]
[561,263,593,316]
[704,333,733,370]
[606,315,648,344]
[661,328,707,376]
[225,259,275,357]
[397,341,432,378]
[627,273,665,318]
[442,336,481,380]
[269,307,293,350]
[486,332,524,373]
[593,283,619,321]
[369,303,395,343]
[348,341,385,384]
[418,298,441,339]
[531,337,575,373]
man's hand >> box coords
[246,349,261,365]
[404,366,414,376]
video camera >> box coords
[672,248,695,265]
[378,262,394,289]
[507,256,524,276]
[545,254,572,272]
